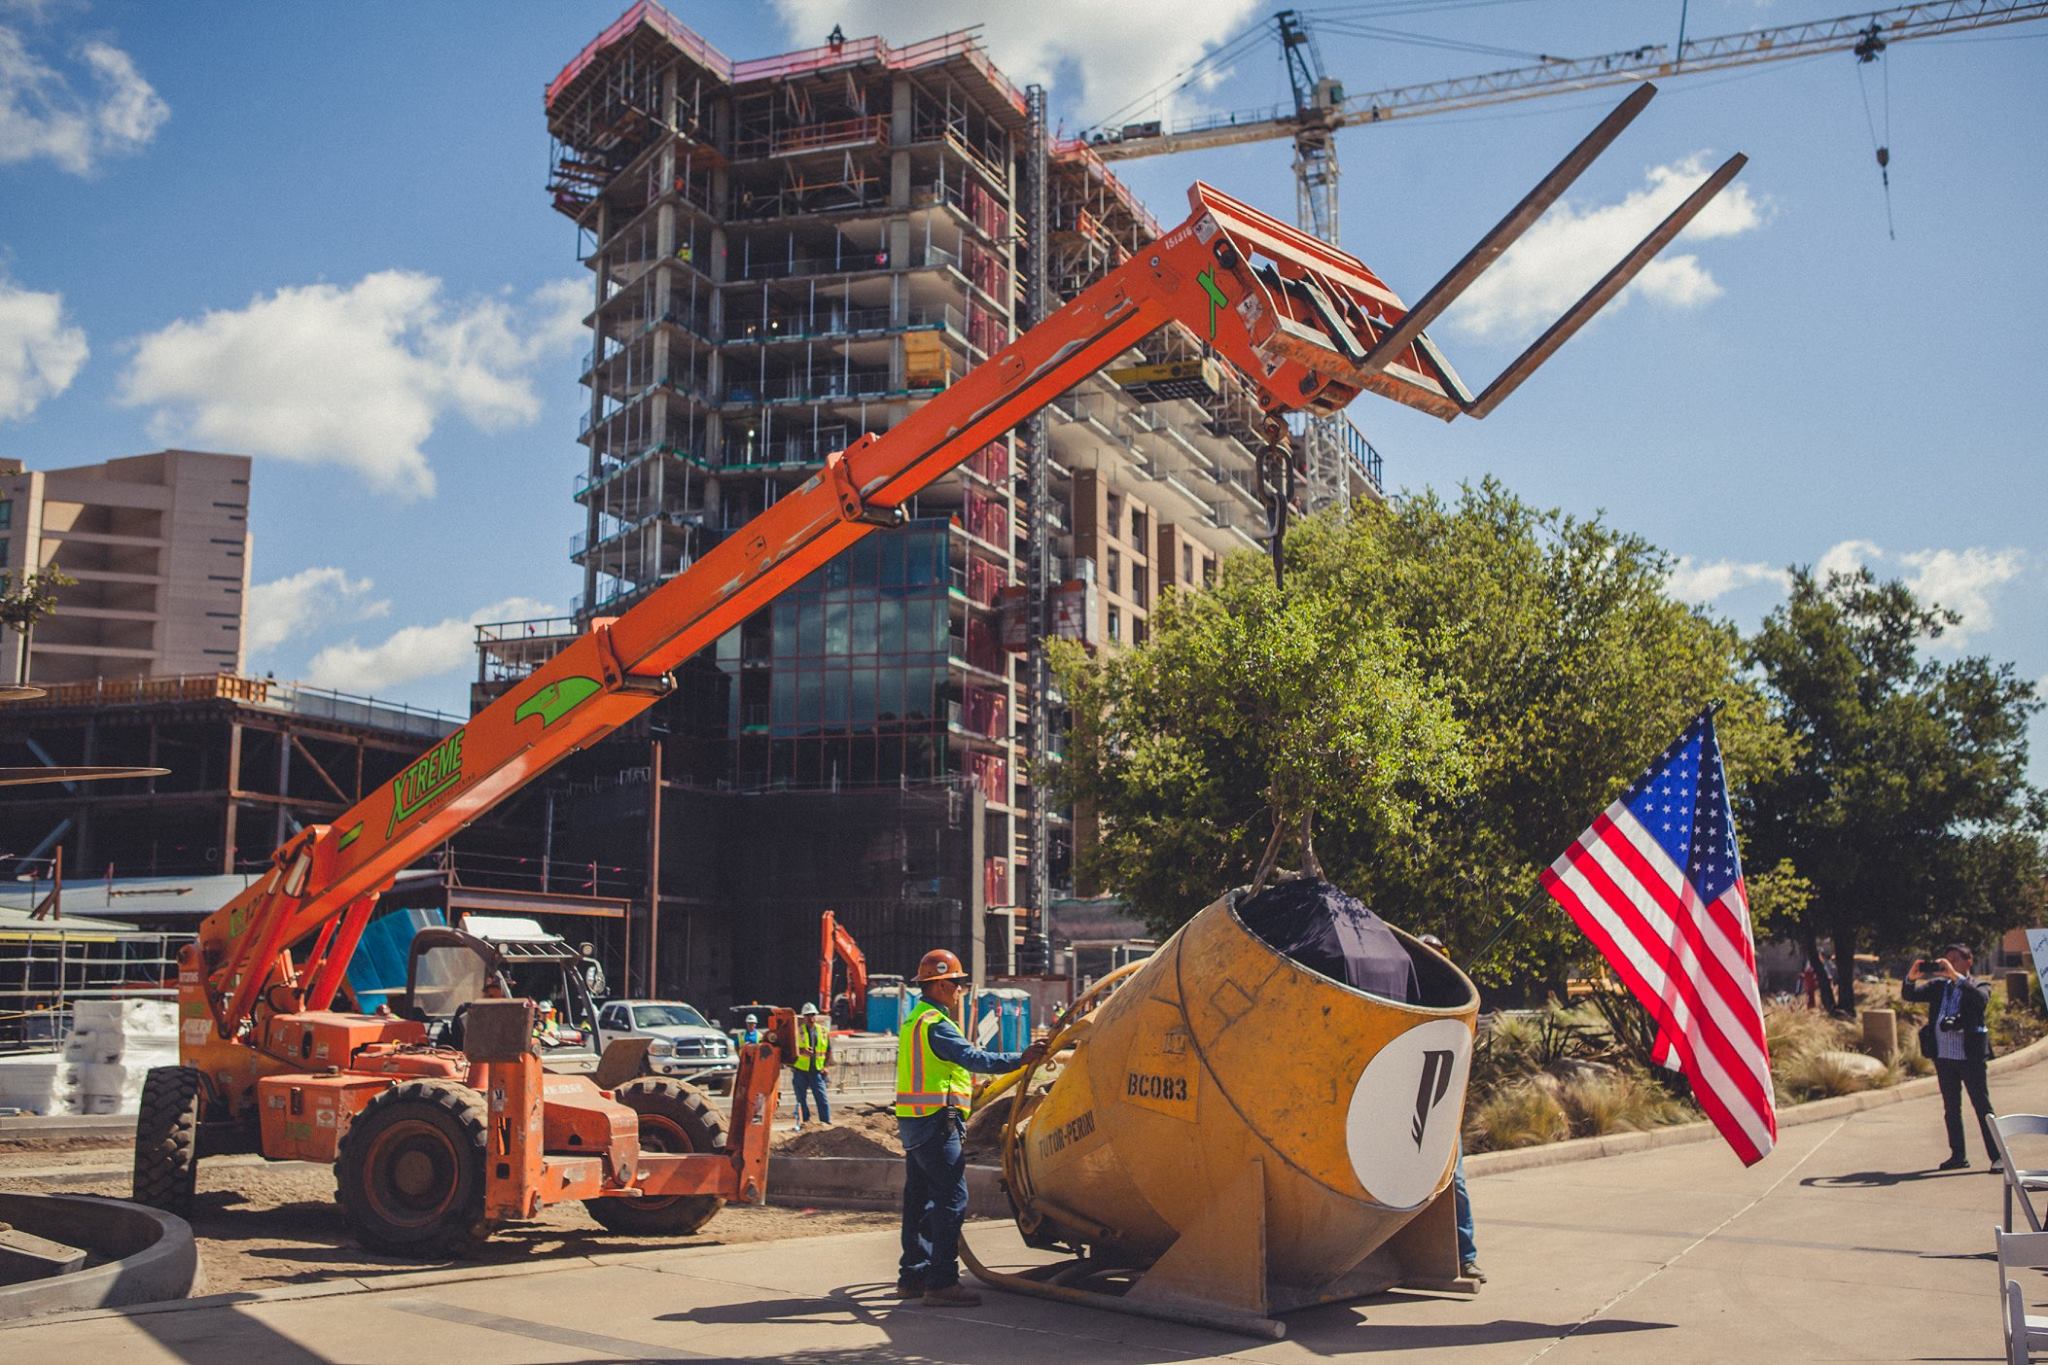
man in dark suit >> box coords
[1903,944,1998,1171]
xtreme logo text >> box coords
[386,730,466,837]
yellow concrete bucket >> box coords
[966,884,1480,1339]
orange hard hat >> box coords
[914,948,970,984]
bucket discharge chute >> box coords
[980,885,1479,1338]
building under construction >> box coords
[467,2,1388,1006]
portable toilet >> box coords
[866,984,910,1035]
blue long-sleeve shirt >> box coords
[897,1004,1022,1150]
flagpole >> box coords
[1467,882,1555,974]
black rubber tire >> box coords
[132,1066,203,1218]
[335,1079,489,1257]
[584,1077,727,1236]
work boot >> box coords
[1461,1259,1487,1284]
[922,1284,982,1307]
[1938,1155,1971,1171]
[891,1279,924,1300]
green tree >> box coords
[1047,548,1470,933]
[1745,567,2047,1015]
[1288,481,1791,989]
[0,566,75,685]
[1052,479,1791,989]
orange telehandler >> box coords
[132,89,1739,1255]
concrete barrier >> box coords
[0,1194,196,1320]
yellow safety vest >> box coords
[794,1020,828,1072]
[895,1000,972,1118]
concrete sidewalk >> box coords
[6,1062,2042,1363]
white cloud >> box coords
[0,26,165,174]
[0,275,85,420]
[305,595,555,692]
[1813,538,2025,647]
[1665,556,1788,605]
[118,274,586,499]
[1449,155,1766,342]
[1815,538,1881,582]
[245,566,389,656]
[769,0,1263,127]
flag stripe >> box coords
[1537,710,1777,1167]
[1565,820,1774,1127]
[1546,842,1774,1157]
[1560,882,1769,1164]
[1592,811,1773,1080]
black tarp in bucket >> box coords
[1237,878,1420,1003]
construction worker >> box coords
[741,1013,761,1045]
[1418,933,1484,1285]
[793,1002,832,1125]
[894,948,1045,1307]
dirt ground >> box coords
[0,1153,893,1298]
[770,1096,1014,1161]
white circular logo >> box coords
[1343,1016,1473,1210]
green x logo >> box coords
[1196,269,1227,340]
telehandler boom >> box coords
[134,90,1738,1255]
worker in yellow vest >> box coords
[894,947,1044,1307]
[792,1001,832,1125]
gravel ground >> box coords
[0,1149,893,1298]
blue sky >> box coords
[1,0,2043,772]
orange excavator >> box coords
[131,93,1739,1256]
[818,911,870,1029]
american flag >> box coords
[1540,710,1777,1165]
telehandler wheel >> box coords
[133,1065,204,1218]
[585,1077,727,1236]
[336,1079,489,1257]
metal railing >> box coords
[10,673,458,739]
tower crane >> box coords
[1081,2,2046,510]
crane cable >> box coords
[1854,24,1896,240]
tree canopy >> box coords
[1050,480,1793,987]
[1744,567,2047,1012]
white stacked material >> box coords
[59,999,180,1115]
[0,1053,69,1116]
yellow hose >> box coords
[989,959,1147,1224]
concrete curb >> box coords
[0,1114,135,1143]
[0,1193,197,1320]
[1465,1029,2048,1178]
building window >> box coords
[1106,491,1124,539]
[1107,605,1121,643]
[1106,548,1120,594]
[1181,543,1193,582]
[0,499,11,529]
[1202,557,1216,589]
[1132,616,1148,646]
[1132,563,1148,604]
[1131,507,1148,546]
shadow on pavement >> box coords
[1802,1167,1981,1188]
[663,1285,1672,1358]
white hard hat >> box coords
[799,1002,819,1016]
[745,1013,758,1024]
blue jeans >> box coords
[792,1067,830,1124]
[1453,1146,1476,1263]
[899,1109,968,1289]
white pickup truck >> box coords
[595,998,738,1093]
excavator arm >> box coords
[819,911,868,1026]
[190,96,1740,1050]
